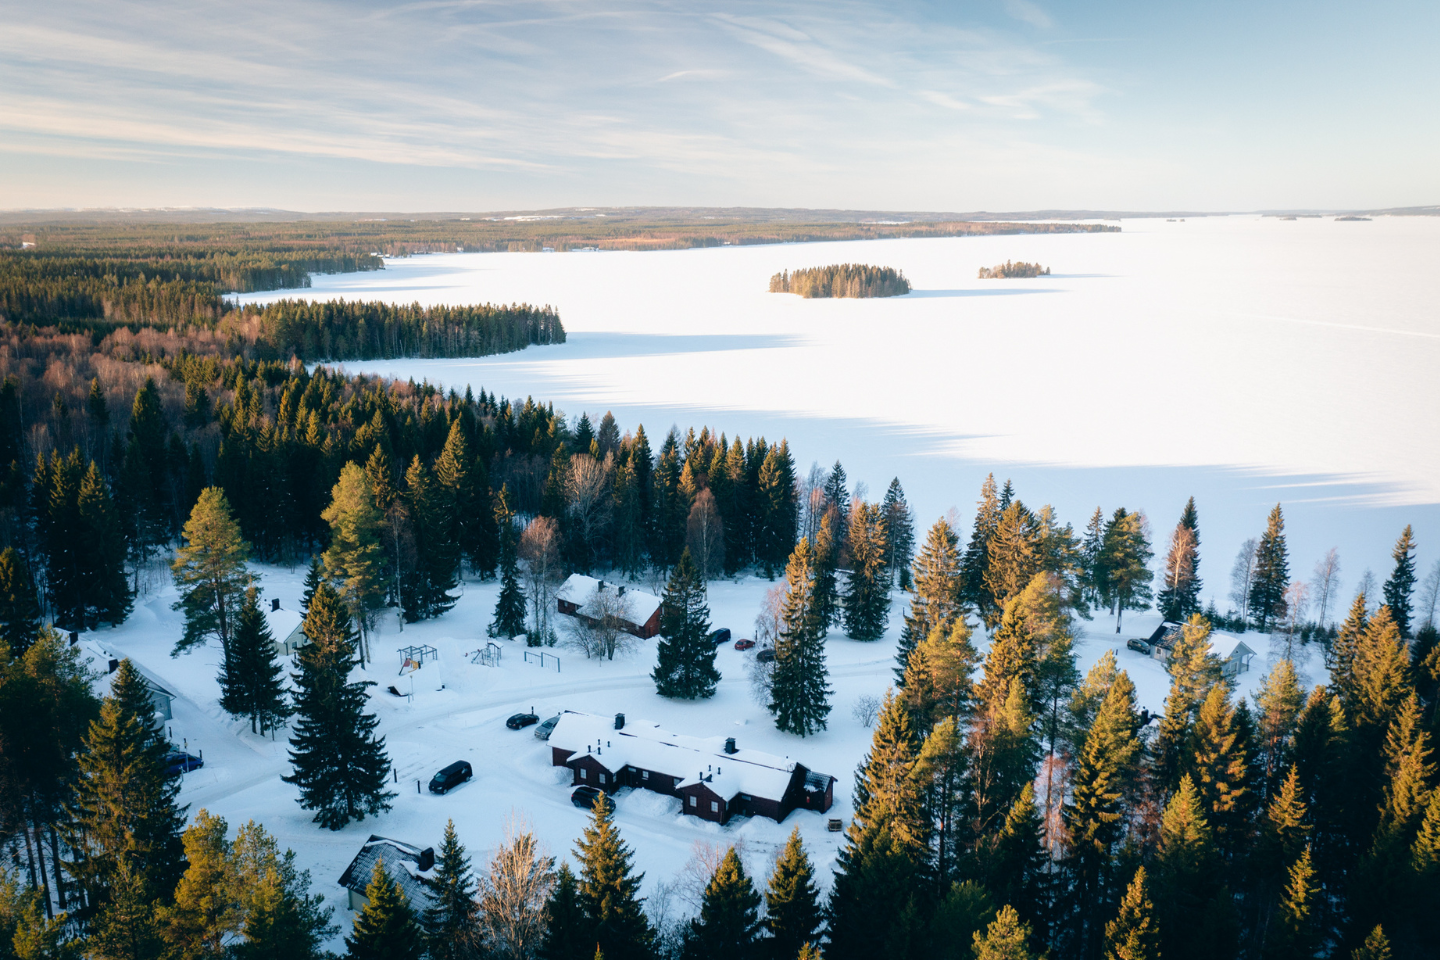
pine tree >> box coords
[763,829,821,960]
[896,518,962,681]
[1080,507,1106,610]
[881,478,915,587]
[231,819,337,960]
[1152,615,1222,793]
[424,820,479,960]
[300,554,325,617]
[1329,592,1370,699]
[843,501,890,641]
[1255,658,1304,798]
[1382,525,1417,636]
[1263,847,1319,960]
[683,847,761,960]
[77,460,132,626]
[972,905,1035,960]
[652,549,719,699]
[322,462,387,651]
[850,690,928,855]
[62,658,187,908]
[1157,500,1202,621]
[1261,766,1311,873]
[769,539,832,736]
[541,863,588,960]
[983,502,1043,625]
[1100,508,1154,633]
[978,782,1049,941]
[346,860,424,960]
[574,798,653,960]
[1103,866,1159,960]
[901,618,980,730]
[1250,504,1291,631]
[87,860,165,960]
[160,810,241,960]
[283,582,394,830]
[219,587,292,734]
[1188,684,1253,856]
[1346,605,1412,828]
[172,487,252,650]
[0,546,40,658]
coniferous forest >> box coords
[768,265,911,298]
[0,233,1436,960]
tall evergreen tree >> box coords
[972,905,1036,960]
[896,518,963,681]
[491,490,528,640]
[983,501,1043,625]
[881,478,915,588]
[1100,508,1154,634]
[323,462,387,654]
[763,829,821,960]
[283,582,394,830]
[219,587,292,735]
[652,549,719,699]
[346,860,424,960]
[963,474,1003,621]
[160,809,241,960]
[1188,684,1253,857]
[1249,504,1291,631]
[1103,867,1160,960]
[756,441,797,577]
[172,487,252,655]
[811,511,841,632]
[77,461,132,626]
[682,847,761,960]
[1080,507,1106,611]
[541,863,587,960]
[230,818,337,960]
[436,419,497,578]
[1157,499,1202,621]
[1153,776,1233,960]
[1263,847,1320,960]
[574,797,653,960]
[842,501,890,641]
[400,456,458,622]
[1329,592,1370,701]
[1382,525,1417,636]
[769,539,831,736]
[0,546,40,658]
[423,819,479,960]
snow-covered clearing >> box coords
[240,214,1440,603]
[88,562,1315,945]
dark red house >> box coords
[547,711,835,825]
[555,575,662,639]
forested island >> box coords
[769,264,911,298]
[978,260,1050,278]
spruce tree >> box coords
[763,829,821,960]
[825,824,917,960]
[231,819,337,960]
[982,501,1043,624]
[283,582,394,830]
[683,847,761,960]
[1080,507,1106,611]
[811,511,841,632]
[0,546,40,658]
[87,861,165,960]
[769,538,831,736]
[1103,867,1159,960]
[1187,684,1253,856]
[300,554,325,617]
[541,863,588,960]
[1249,504,1291,631]
[1382,525,1417,636]
[850,690,927,855]
[1153,615,1221,793]
[402,454,460,622]
[756,441,798,577]
[491,498,528,639]
[881,478,915,587]
[219,587,291,735]
[843,501,890,641]
[979,782,1049,941]
[160,809,241,960]
[896,518,962,681]
[1153,776,1233,960]
[1255,658,1304,799]
[574,799,653,960]
[1263,847,1320,960]
[345,860,424,960]
[77,460,132,627]
[1100,508,1154,634]
[322,462,387,650]
[972,905,1035,960]
[652,549,719,699]
[901,618,980,730]
[423,819,479,960]
[436,419,496,578]
[1157,500,1202,621]
[62,658,187,908]
[1350,926,1391,960]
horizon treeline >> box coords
[769,264,911,298]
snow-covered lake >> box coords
[242,215,1440,608]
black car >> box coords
[571,786,615,813]
[166,751,203,776]
[756,647,776,663]
[506,712,540,730]
[708,628,732,646]
[430,761,473,794]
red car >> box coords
[734,638,756,651]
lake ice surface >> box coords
[241,215,1440,613]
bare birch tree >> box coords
[1417,559,1440,630]
[1310,548,1342,628]
[562,585,637,661]
[477,819,556,960]
[565,453,613,571]
[1229,537,1259,624]
[684,488,725,580]
[519,517,561,645]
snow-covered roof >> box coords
[555,575,661,627]
[549,711,806,803]
[263,604,303,642]
[337,836,435,911]
[1209,634,1256,660]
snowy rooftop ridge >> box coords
[549,711,802,800]
[555,575,661,626]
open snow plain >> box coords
[243,214,1440,590]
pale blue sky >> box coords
[2,0,1435,210]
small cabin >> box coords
[555,575,662,639]
[264,599,306,656]
[337,836,436,913]
[1211,635,1258,678]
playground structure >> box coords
[397,644,439,675]
[523,649,560,673]
[469,642,503,667]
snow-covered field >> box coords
[240,214,1440,601]
[89,562,1312,947]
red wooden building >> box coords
[555,575,662,639]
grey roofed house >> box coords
[337,836,436,913]
[263,600,306,656]
[1210,634,1259,678]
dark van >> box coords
[429,761,473,794]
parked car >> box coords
[507,712,540,730]
[756,647,776,663]
[734,638,755,651]
[571,786,615,813]
[1126,638,1152,655]
[708,628,732,646]
[429,761,473,794]
[165,751,203,776]
[534,715,561,740]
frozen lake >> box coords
[241,215,1440,615]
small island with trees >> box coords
[768,263,910,298]
[978,260,1050,278]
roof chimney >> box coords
[724,737,737,754]
[271,598,281,612]
[614,713,625,730]
[417,847,435,872]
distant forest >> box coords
[978,261,1050,279]
[769,264,911,298]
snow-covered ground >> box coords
[86,562,1316,946]
[238,214,1440,607]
